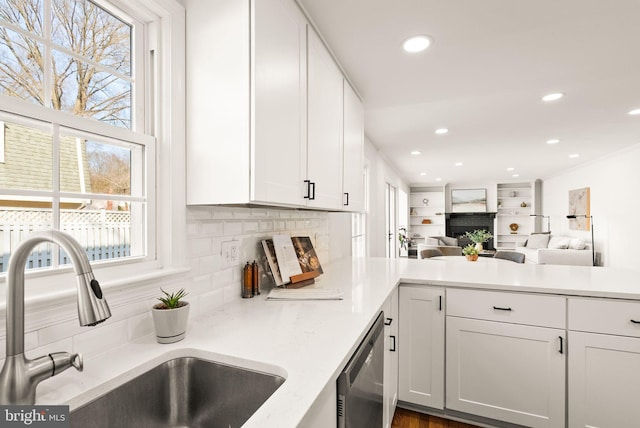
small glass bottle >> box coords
[242,262,253,298]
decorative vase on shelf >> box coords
[510,191,516,197]
[474,243,483,252]
[520,202,527,207]
[509,223,519,234]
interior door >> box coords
[386,183,397,258]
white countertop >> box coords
[36,257,640,427]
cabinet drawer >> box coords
[447,288,566,328]
[569,298,640,337]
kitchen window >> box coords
[0,0,185,289]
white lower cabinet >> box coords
[446,288,566,428]
[398,285,445,409]
[568,297,640,428]
[383,289,399,428]
[446,317,566,427]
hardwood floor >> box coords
[391,407,480,428]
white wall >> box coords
[542,144,640,270]
[365,136,409,257]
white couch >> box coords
[514,234,593,266]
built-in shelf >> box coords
[409,187,445,238]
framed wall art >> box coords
[451,188,487,213]
[568,187,590,230]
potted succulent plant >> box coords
[464,229,493,252]
[462,244,480,261]
[152,288,190,344]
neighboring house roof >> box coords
[0,121,92,194]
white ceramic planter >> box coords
[151,303,190,344]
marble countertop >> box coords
[36,257,640,427]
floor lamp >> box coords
[529,214,550,233]
[566,215,595,266]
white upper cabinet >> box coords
[342,81,365,212]
[185,0,364,210]
[252,0,307,206]
[306,26,344,210]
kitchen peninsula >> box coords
[38,258,640,428]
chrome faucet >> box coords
[0,230,111,404]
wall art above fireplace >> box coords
[451,188,487,213]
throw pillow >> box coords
[569,238,586,250]
[548,236,570,249]
[440,236,458,247]
[526,233,551,249]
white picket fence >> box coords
[0,208,131,272]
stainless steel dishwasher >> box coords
[337,311,385,428]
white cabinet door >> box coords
[251,0,307,206]
[569,331,640,428]
[398,286,445,409]
[446,317,565,427]
[383,289,399,428]
[306,26,344,210]
[342,81,364,212]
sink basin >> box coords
[70,357,285,428]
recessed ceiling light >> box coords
[411,150,421,155]
[506,167,515,171]
[569,154,580,158]
[512,174,520,178]
[402,35,432,53]
[546,139,560,145]
[435,128,448,135]
[455,162,463,166]
[420,172,427,176]
[435,178,442,182]
[628,108,640,115]
[542,92,564,102]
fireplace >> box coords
[446,212,497,250]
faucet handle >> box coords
[49,352,83,376]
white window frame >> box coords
[0,121,4,163]
[0,0,186,299]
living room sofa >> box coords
[514,234,593,266]
[417,236,463,258]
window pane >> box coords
[0,0,44,37]
[0,199,53,272]
[59,133,135,195]
[51,0,131,76]
[0,120,52,191]
[0,27,44,105]
[59,198,143,265]
[52,49,131,128]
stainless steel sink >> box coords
[70,357,285,428]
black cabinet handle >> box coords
[439,296,442,311]
[559,336,564,354]
[384,318,392,326]
[390,335,396,352]
[344,192,349,206]
[304,180,311,199]
[493,306,512,311]
[631,319,640,324]
[310,182,316,200]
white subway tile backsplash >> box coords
[10,206,329,363]
[223,221,243,235]
[72,319,128,359]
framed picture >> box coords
[568,187,590,230]
[451,188,487,213]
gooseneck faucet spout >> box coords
[0,230,111,404]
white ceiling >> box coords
[297,0,640,186]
